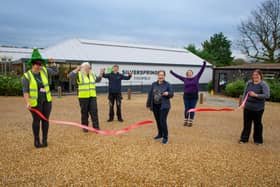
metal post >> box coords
[57,86,62,98]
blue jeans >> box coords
[184,96,198,120]
[152,104,169,139]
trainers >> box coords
[254,142,263,145]
[239,140,247,144]
[83,128,89,133]
[188,119,193,127]
[118,118,124,122]
[184,119,188,126]
[107,119,113,122]
[162,138,168,144]
[153,135,162,140]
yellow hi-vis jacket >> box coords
[77,72,97,98]
[23,67,52,107]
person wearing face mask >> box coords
[22,48,58,148]
[146,70,174,144]
[101,64,132,122]
[68,62,103,132]
[170,61,206,127]
[239,69,270,145]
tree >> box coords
[186,33,234,67]
[238,0,280,63]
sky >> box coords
[0,0,264,58]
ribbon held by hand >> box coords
[187,92,249,113]
[29,108,153,135]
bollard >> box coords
[210,89,214,96]
[127,88,131,100]
[239,95,243,106]
[57,86,62,98]
[199,93,203,104]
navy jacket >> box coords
[103,72,131,93]
[146,80,174,110]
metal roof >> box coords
[0,46,33,61]
[214,63,280,70]
[41,38,211,66]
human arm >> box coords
[195,61,206,79]
[170,70,185,82]
[146,83,154,109]
[249,81,270,99]
[22,77,31,110]
[121,71,132,80]
[162,82,174,98]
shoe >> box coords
[83,128,89,133]
[153,135,162,140]
[34,138,42,148]
[188,119,193,127]
[107,119,113,122]
[184,119,188,126]
[42,138,48,148]
[254,142,263,145]
[239,140,248,144]
[118,118,124,122]
[162,138,168,144]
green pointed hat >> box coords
[27,48,47,66]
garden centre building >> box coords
[3,38,213,93]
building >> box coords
[213,63,280,93]
[10,38,213,93]
[0,46,33,74]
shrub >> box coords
[267,79,280,102]
[0,74,23,96]
[225,79,246,97]
[207,80,213,92]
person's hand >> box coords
[249,91,258,97]
[26,103,31,110]
[73,65,81,73]
[48,58,55,63]
[128,71,132,76]
[162,91,169,96]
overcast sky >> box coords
[0,0,264,58]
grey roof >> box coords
[0,46,33,62]
[41,38,211,66]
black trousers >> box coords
[108,93,122,120]
[152,104,170,139]
[30,101,52,140]
[240,108,264,143]
[79,97,99,129]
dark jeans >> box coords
[108,93,122,120]
[184,96,198,119]
[79,97,99,129]
[240,108,264,143]
[152,104,170,139]
[30,101,52,140]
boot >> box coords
[42,137,48,147]
[34,137,42,148]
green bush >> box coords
[0,74,23,96]
[207,80,213,92]
[225,79,246,97]
[267,79,280,102]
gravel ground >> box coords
[0,93,279,186]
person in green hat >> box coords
[22,48,58,148]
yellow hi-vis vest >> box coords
[77,72,97,98]
[23,67,52,107]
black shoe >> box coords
[83,128,89,133]
[118,118,124,122]
[42,138,48,148]
[107,119,113,122]
[162,138,168,144]
[153,135,162,140]
[34,138,42,148]
[254,142,263,145]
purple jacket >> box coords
[170,61,206,94]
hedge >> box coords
[0,74,23,96]
[225,79,280,102]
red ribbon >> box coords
[29,108,153,135]
[187,93,249,113]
